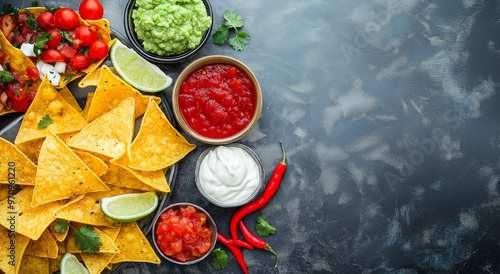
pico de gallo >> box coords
[0,3,110,114]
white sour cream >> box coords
[198,146,260,205]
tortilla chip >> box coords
[48,220,69,242]
[97,224,121,241]
[14,77,88,145]
[15,131,78,165]
[54,185,138,227]
[81,253,116,274]
[57,239,67,254]
[48,253,64,273]
[59,86,82,112]
[0,137,37,186]
[67,224,119,254]
[113,98,195,171]
[0,185,8,201]
[86,66,161,121]
[81,92,94,119]
[132,168,170,192]
[18,254,49,274]
[79,66,120,88]
[67,97,135,159]
[0,187,61,240]
[24,229,58,259]
[110,222,160,264]
[101,162,157,192]
[32,130,109,207]
[73,150,109,177]
[0,228,30,274]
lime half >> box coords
[60,253,89,274]
[101,192,158,222]
[110,40,172,92]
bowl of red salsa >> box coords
[152,203,217,265]
[172,55,263,145]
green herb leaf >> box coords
[37,114,54,129]
[0,71,19,85]
[79,47,89,55]
[54,219,69,233]
[228,31,250,51]
[211,248,228,269]
[44,5,59,14]
[57,29,73,45]
[72,225,102,254]
[4,63,10,71]
[24,9,38,30]
[31,1,39,7]
[223,10,244,28]
[64,74,74,82]
[256,215,276,237]
[1,4,14,16]
[34,32,53,56]
[213,24,229,45]
[13,9,19,20]
[14,89,19,97]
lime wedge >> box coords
[60,253,89,274]
[110,40,172,92]
[101,192,158,222]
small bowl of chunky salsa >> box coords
[172,55,263,145]
[152,203,217,264]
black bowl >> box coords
[124,0,213,64]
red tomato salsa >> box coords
[178,64,256,138]
[155,205,212,262]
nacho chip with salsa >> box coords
[67,97,135,159]
[85,66,161,121]
[32,130,109,207]
[113,98,195,171]
[0,137,37,185]
[14,77,88,145]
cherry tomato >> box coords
[79,0,104,20]
[26,67,39,81]
[12,98,31,112]
[69,54,90,70]
[37,11,55,30]
[46,29,62,48]
[54,8,79,30]
[88,39,108,59]
[75,25,97,47]
[0,15,14,38]
[27,87,37,101]
[43,49,65,63]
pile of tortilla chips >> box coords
[0,65,195,273]
[0,6,113,117]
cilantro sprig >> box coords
[34,32,53,56]
[37,114,54,129]
[255,215,276,236]
[0,71,19,85]
[54,220,103,254]
[211,248,229,269]
[213,10,250,51]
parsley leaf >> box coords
[1,4,14,16]
[34,32,53,56]
[54,219,69,233]
[211,248,228,269]
[255,215,276,237]
[79,47,89,55]
[212,10,250,51]
[64,74,74,82]
[57,29,73,45]
[31,1,39,7]
[44,5,59,14]
[0,71,19,85]
[73,225,102,254]
[37,114,54,129]
[24,9,38,30]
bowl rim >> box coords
[124,0,213,64]
[151,202,218,265]
[172,55,263,145]
[195,143,265,207]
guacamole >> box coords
[132,0,212,56]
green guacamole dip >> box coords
[132,0,212,56]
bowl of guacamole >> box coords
[124,0,213,63]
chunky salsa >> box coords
[155,205,212,262]
[178,64,256,138]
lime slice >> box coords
[101,192,158,222]
[110,40,172,92]
[60,253,89,274]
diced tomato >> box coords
[12,71,29,83]
[26,87,36,101]
[59,44,78,59]
[26,67,39,81]
[15,12,27,25]
[43,48,65,62]
[0,15,14,37]
[46,29,62,48]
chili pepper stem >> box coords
[280,141,286,165]
[264,244,279,268]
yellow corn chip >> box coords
[86,66,161,121]
[82,253,116,274]
[57,239,66,254]
[18,255,49,274]
[74,150,109,177]
[0,228,30,274]
[14,77,88,145]
[0,185,8,201]
[132,168,170,193]
[81,92,94,119]
[54,185,138,227]
[0,137,37,186]
[14,131,78,164]
[101,162,157,192]
[59,86,82,112]
[97,224,121,241]
[48,220,69,242]
[67,97,135,159]
[67,224,119,254]
[24,229,58,259]
[113,98,195,171]
[32,130,109,207]
[78,66,120,88]
[48,253,64,273]
[110,221,160,264]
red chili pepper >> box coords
[230,141,287,240]
[217,233,248,274]
[238,220,279,267]
[226,238,255,250]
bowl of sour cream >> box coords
[195,144,264,207]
